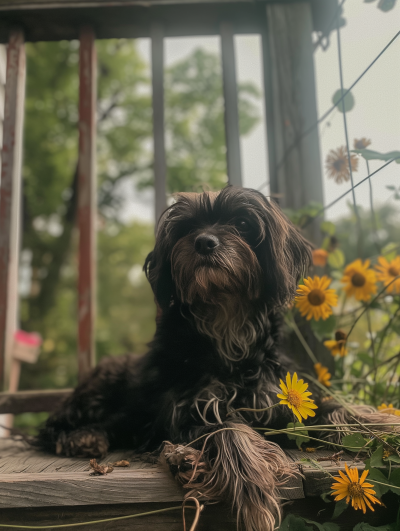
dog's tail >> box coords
[162,422,294,531]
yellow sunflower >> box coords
[312,249,328,267]
[377,403,400,416]
[314,363,332,387]
[277,372,318,423]
[375,256,400,294]
[341,259,377,301]
[325,146,359,184]
[295,276,338,321]
[331,464,381,513]
[353,138,371,150]
[324,330,348,357]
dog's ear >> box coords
[256,196,313,306]
[143,207,177,311]
[144,245,175,311]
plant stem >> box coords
[285,317,318,364]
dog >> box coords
[38,187,390,531]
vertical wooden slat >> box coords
[78,26,97,381]
[220,21,242,187]
[151,21,167,225]
[0,29,25,390]
[262,4,323,242]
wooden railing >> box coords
[0,0,324,413]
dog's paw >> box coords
[56,429,109,458]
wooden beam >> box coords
[262,3,323,241]
[78,26,97,381]
[0,29,25,390]
[151,21,167,225]
[220,21,242,187]
[0,389,72,414]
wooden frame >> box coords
[77,26,97,380]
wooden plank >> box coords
[0,29,25,390]
[0,389,72,414]
[78,26,97,381]
[151,21,167,224]
[0,469,185,508]
[0,4,267,43]
[286,449,366,497]
[263,3,323,241]
[220,20,242,187]
[0,502,238,531]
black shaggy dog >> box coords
[39,187,387,530]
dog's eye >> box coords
[236,218,250,232]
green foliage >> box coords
[352,148,400,164]
[332,89,355,113]
[286,422,310,449]
[342,433,369,452]
[278,515,339,531]
[332,499,347,519]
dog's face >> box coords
[145,187,312,311]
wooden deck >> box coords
[0,440,397,530]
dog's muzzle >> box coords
[194,233,220,256]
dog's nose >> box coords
[195,234,219,255]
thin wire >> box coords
[336,23,358,217]
[265,28,400,185]
[302,158,397,227]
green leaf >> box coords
[352,148,400,163]
[277,514,312,531]
[320,491,332,503]
[367,468,390,497]
[387,454,400,464]
[332,498,348,519]
[381,242,399,261]
[328,249,345,269]
[386,185,396,191]
[332,88,355,113]
[303,520,340,531]
[342,433,369,452]
[352,524,397,531]
[286,422,310,449]
[377,0,397,12]
[311,314,337,338]
[321,221,336,236]
[357,351,374,367]
[389,468,400,494]
[370,445,385,467]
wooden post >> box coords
[0,29,25,390]
[151,22,167,225]
[262,3,323,240]
[220,21,242,187]
[78,26,97,381]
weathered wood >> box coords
[0,389,72,414]
[0,502,238,531]
[263,3,323,241]
[78,26,97,381]
[0,29,25,390]
[220,20,242,187]
[151,21,167,225]
[0,3,267,43]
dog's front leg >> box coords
[37,354,146,457]
[163,421,292,531]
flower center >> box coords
[351,272,366,287]
[388,266,399,277]
[335,330,347,341]
[307,289,326,306]
[288,390,302,408]
[333,159,346,172]
[348,482,363,498]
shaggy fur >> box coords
[38,187,389,531]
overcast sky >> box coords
[122,0,400,224]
